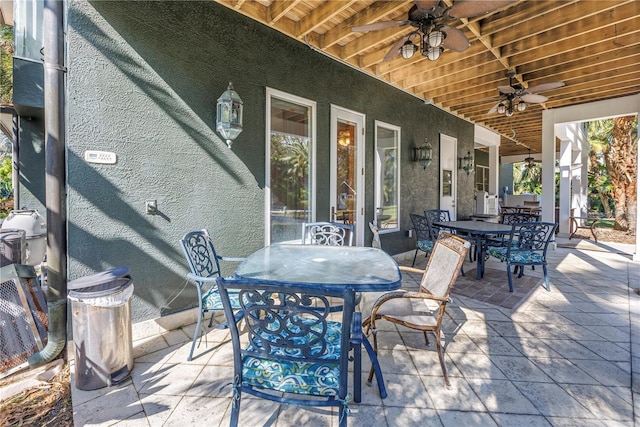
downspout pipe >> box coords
[29,0,67,368]
[12,111,19,207]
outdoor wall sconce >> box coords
[216,82,243,148]
[458,151,474,175]
[413,140,433,169]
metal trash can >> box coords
[68,267,134,391]
[0,228,26,267]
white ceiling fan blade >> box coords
[488,101,502,114]
[521,93,548,103]
[526,81,565,94]
[497,85,515,94]
[352,20,410,33]
[383,35,412,62]
[440,25,469,52]
[447,0,515,19]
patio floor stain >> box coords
[452,267,542,311]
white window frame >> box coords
[374,120,401,234]
[265,88,317,245]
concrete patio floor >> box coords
[70,236,640,426]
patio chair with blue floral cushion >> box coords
[425,208,476,261]
[302,222,354,246]
[486,221,557,292]
[179,229,245,361]
[410,213,437,267]
[217,276,354,427]
[487,211,542,248]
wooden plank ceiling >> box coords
[216,0,640,157]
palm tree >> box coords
[0,25,13,104]
[608,115,637,232]
[587,120,614,218]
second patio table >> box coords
[434,220,512,280]
[234,244,402,402]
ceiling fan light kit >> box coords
[401,40,418,59]
[426,46,443,61]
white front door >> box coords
[439,133,457,220]
[330,106,365,246]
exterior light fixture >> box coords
[338,130,351,146]
[517,100,527,112]
[414,140,433,169]
[427,29,444,47]
[401,40,418,59]
[458,151,473,175]
[216,82,243,148]
[523,148,536,169]
[497,103,506,115]
[425,46,443,61]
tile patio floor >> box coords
[70,237,640,426]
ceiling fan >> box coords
[522,148,538,169]
[351,0,515,62]
[488,71,566,116]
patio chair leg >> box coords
[230,381,241,427]
[543,264,550,291]
[362,334,387,399]
[434,329,450,388]
[423,331,430,346]
[188,313,204,362]
[412,249,419,267]
[507,266,514,293]
[367,328,379,384]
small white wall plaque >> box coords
[84,150,117,164]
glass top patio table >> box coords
[434,220,512,280]
[235,244,402,291]
[234,244,402,403]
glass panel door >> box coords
[331,106,365,245]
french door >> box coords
[330,106,365,246]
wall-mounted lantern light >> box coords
[458,151,473,175]
[413,140,433,169]
[216,82,243,148]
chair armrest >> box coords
[218,256,246,262]
[371,290,448,313]
[399,266,425,275]
[186,273,218,283]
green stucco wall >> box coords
[65,0,474,322]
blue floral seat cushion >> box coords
[417,239,434,252]
[202,287,241,311]
[486,246,544,264]
[242,320,343,396]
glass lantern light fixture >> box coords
[458,151,473,175]
[414,140,433,169]
[216,82,243,148]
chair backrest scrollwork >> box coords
[302,222,354,246]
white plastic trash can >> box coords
[68,267,134,391]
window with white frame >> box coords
[374,121,400,232]
[265,89,316,245]
[475,165,489,192]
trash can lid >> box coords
[68,267,132,298]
